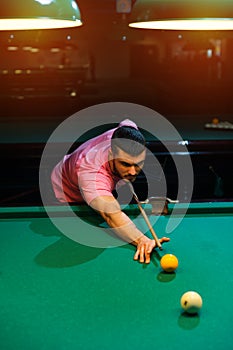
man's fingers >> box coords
[134,249,139,261]
[139,245,145,263]
[160,237,170,243]
[134,244,154,263]
[145,250,151,264]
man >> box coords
[51,119,169,263]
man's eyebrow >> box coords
[119,160,144,166]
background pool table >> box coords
[0,202,232,350]
[0,114,233,205]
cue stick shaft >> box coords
[124,179,162,250]
[134,196,162,250]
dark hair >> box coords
[111,126,145,156]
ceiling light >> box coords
[0,0,82,31]
[129,0,233,30]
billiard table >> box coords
[0,201,232,350]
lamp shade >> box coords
[0,0,82,30]
[129,0,233,30]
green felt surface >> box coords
[0,203,233,350]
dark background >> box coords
[1,0,233,116]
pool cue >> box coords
[124,180,162,250]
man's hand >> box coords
[90,196,170,264]
[134,236,170,264]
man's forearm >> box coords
[90,196,148,245]
[102,210,145,245]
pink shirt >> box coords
[51,119,138,203]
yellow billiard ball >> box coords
[160,254,178,272]
[180,291,203,314]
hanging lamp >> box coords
[0,0,82,31]
[129,0,233,30]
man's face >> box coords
[110,147,146,182]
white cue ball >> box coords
[180,291,203,314]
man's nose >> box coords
[128,166,137,175]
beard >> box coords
[123,175,136,182]
[111,160,137,182]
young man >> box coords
[51,119,169,263]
